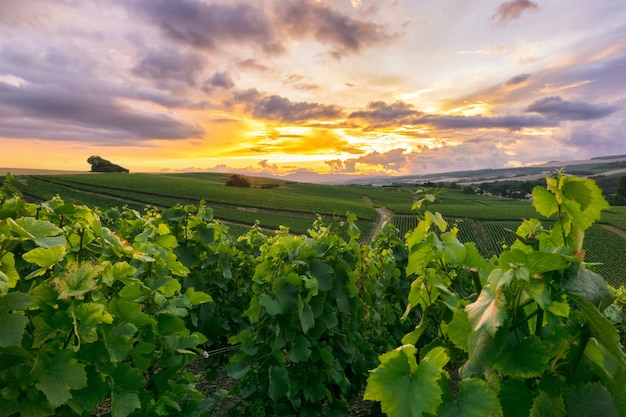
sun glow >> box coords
[446,101,492,116]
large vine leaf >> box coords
[564,382,619,417]
[0,252,19,294]
[465,286,507,337]
[565,264,614,309]
[569,294,625,367]
[438,378,502,417]
[269,366,290,402]
[8,217,66,248]
[492,336,551,378]
[32,351,88,408]
[529,391,566,417]
[22,246,66,269]
[0,292,34,347]
[364,345,448,417]
[560,176,610,231]
[51,263,104,300]
[499,379,534,417]
[532,186,559,218]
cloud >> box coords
[505,73,531,86]
[348,101,421,127]
[236,58,270,72]
[348,100,554,131]
[283,73,319,91]
[418,114,556,130]
[275,0,392,57]
[0,82,202,141]
[132,48,206,88]
[130,0,284,54]
[525,96,618,121]
[202,72,235,93]
[327,148,408,173]
[492,0,540,24]
[234,89,343,123]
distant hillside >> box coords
[342,154,626,186]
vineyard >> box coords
[1,172,625,417]
[393,215,626,287]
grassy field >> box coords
[22,173,378,236]
[16,171,626,287]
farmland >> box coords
[2,170,626,416]
[14,171,626,287]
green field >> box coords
[16,171,626,287]
[22,173,378,236]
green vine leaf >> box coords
[0,292,34,347]
[269,366,290,402]
[0,252,19,294]
[532,186,559,218]
[364,346,448,417]
[529,391,566,417]
[22,245,65,268]
[564,382,619,417]
[492,336,551,378]
[51,263,103,300]
[32,352,88,408]
[438,378,502,417]
[465,286,507,337]
[8,217,66,248]
[259,293,282,316]
[289,335,312,362]
[499,379,534,417]
[569,294,625,367]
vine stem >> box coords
[568,325,591,383]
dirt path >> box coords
[362,197,393,243]
[601,224,626,239]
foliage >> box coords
[0,177,212,416]
[225,215,389,416]
[225,174,251,188]
[87,155,129,173]
[365,171,626,417]
[3,171,625,416]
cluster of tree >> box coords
[594,174,626,205]
[459,175,626,205]
[225,174,251,187]
[225,174,281,189]
[463,179,542,199]
[87,155,129,173]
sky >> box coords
[1,0,625,181]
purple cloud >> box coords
[130,0,284,54]
[348,101,421,126]
[234,89,343,123]
[525,96,617,120]
[0,82,203,140]
[492,0,540,24]
[275,0,392,57]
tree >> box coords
[618,175,626,197]
[225,174,251,188]
[87,156,129,173]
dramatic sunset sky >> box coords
[1,0,625,180]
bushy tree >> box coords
[225,174,251,187]
[87,155,129,173]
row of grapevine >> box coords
[585,225,626,287]
[393,213,626,288]
[1,172,625,416]
[0,174,412,416]
[366,173,626,417]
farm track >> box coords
[362,196,394,243]
[601,224,626,239]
